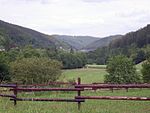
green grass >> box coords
[85,64,106,69]
[60,68,107,83]
[136,61,145,75]
[136,62,143,71]
[0,89,150,113]
[1,67,150,113]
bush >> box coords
[141,59,150,83]
[0,52,10,83]
[104,55,141,84]
[10,57,62,84]
[58,52,86,69]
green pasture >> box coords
[60,63,142,84]
[1,64,150,113]
[85,64,106,69]
[60,68,107,83]
[136,61,144,74]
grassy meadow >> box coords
[85,64,106,69]
[0,64,150,113]
[60,68,106,83]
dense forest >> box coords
[87,25,150,64]
[0,20,57,50]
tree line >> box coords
[0,45,87,84]
[86,44,150,65]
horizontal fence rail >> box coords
[10,98,85,102]
[76,96,150,101]
[75,84,150,89]
[10,88,84,92]
[19,82,76,87]
[0,84,16,88]
[0,84,17,99]
[0,94,15,98]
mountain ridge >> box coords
[0,20,56,49]
[52,35,100,50]
[0,20,122,51]
[82,35,123,51]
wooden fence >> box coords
[0,78,150,110]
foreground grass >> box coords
[1,67,149,113]
[61,68,107,83]
[0,89,150,113]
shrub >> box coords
[141,59,150,83]
[104,55,141,84]
[10,57,62,84]
[0,52,10,83]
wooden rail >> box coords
[19,81,76,87]
[10,88,84,92]
[0,94,15,98]
[76,96,150,101]
[10,98,85,102]
[0,84,16,88]
[75,84,150,89]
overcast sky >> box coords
[0,0,150,37]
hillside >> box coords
[52,35,99,50]
[2,20,149,53]
[82,35,122,51]
[110,24,150,48]
[0,20,59,50]
[87,24,150,65]
[0,20,115,51]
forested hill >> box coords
[52,35,99,50]
[0,20,117,51]
[109,24,150,48]
[87,24,150,65]
[1,19,149,53]
[83,35,122,51]
[0,20,58,50]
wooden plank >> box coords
[76,96,150,101]
[0,84,16,88]
[10,88,84,92]
[0,94,15,98]
[19,82,76,87]
[75,84,150,89]
[10,98,85,102]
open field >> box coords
[136,61,145,74]
[136,62,143,70]
[85,64,106,69]
[1,66,150,113]
[60,63,142,83]
[60,68,107,83]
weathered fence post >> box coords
[13,83,18,106]
[77,77,81,110]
